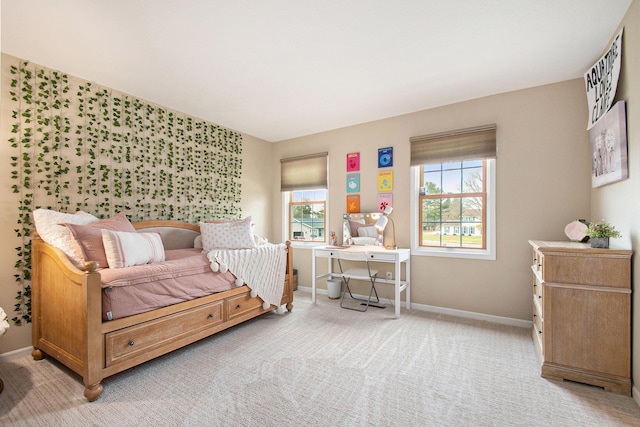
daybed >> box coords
[30,219,293,401]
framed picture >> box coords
[378,193,392,212]
[590,100,628,188]
[378,147,393,168]
[346,152,360,172]
[346,195,360,213]
[346,173,360,193]
[377,170,393,192]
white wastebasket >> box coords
[327,279,342,299]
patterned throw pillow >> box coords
[64,212,136,268]
[101,229,165,268]
[199,216,257,251]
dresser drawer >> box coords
[105,300,224,366]
[227,292,265,321]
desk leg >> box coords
[405,257,411,311]
[311,251,317,304]
[395,261,401,318]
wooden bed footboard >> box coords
[31,221,293,401]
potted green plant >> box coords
[585,220,621,248]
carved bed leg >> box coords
[286,302,293,312]
[84,383,103,402]
[32,348,44,360]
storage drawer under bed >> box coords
[105,300,224,366]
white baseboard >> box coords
[297,285,532,328]
[0,346,33,361]
[633,385,640,407]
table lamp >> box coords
[375,206,396,249]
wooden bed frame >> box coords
[30,220,293,401]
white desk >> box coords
[311,245,410,318]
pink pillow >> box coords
[349,220,368,237]
[64,212,136,268]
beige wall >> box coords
[0,55,274,353]
[272,79,591,320]
[591,0,640,398]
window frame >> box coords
[410,159,496,260]
[282,188,328,247]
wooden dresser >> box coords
[529,240,632,395]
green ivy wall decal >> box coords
[7,56,243,325]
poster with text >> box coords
[346,173,360,193]
[378,193,393,212]
[377,170,393,192]
[346,152,360,172]
[378,147,393,168]
[585,28,623,130]
[346,194,360,213]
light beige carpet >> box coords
[1,292,640,426]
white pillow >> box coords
[33,209,99,266]
[101,229,165,268]
[199,216,257,251]
[351,236,378,246]
[357,226,379,238]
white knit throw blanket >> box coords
[207,243,287,310]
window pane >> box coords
[422,198,442,222]
[421,222,442,246]
[442,169,461,194]
[423,172,442,194]
[462,197,482,221]
[462,167,483,193]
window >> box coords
[280,152,328,244]
[410,125,496,260]
[419,160,486,249]
[287,189,327,242]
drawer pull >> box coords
[538,295,542,299]
[128,340,135,346]
[538,330,542,335]
[208,313,215,319]
[533,313,537,317]
[538,263,542,268]
[236,304,241,309]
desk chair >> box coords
[335,251,379,312]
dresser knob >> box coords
[236,304,241,309]
[538,263,542,268]
[208,313,215,319]
[538,330,542,335]
[128,340,135,346]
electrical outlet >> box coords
[386,272,393,280]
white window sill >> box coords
[411,246,496,260]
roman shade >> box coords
[410,124,497,166]
[280,152,328,191]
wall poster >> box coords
[346,152,360,172]
[377,170,393,192]
[590,100,628,188]
[585,28,623,130]
[346,173,360,193]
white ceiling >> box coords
[1,0,633,142]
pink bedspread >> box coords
[101,248,237,321]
